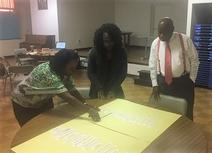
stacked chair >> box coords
[193,24,212,88]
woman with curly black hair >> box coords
[88,23,127,99]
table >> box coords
[10,99,207,153]
[122,32,132,47]
[26,50,88,68]
[26,50,58,61]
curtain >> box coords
[0,0,15,12]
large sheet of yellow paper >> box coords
[12,119,150,153]
[89,99,181,142]
[12,99,181,153]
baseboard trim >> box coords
[127,74,138,78]
[74,47,92,51]
[128,61,148,65]
[129,45,145,48]
[3,55,15,58]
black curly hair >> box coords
[49,49,79,79]
[94,23,123,56]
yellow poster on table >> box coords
[91,99,181,142]
[12,119,149,153]
[12,99,181,153]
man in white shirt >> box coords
[149,17,199,120]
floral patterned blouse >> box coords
[11,62,75,108]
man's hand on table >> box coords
[107,91,115,99]
[151,86,160,103]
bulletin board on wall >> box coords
[0,12,20,40]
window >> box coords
[0,0,15,12]
[0,0,19,40]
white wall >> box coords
[57,0,115,49]
[115,0,188,46]
[153,1,188,36]
[0,0,190,56]
[0,0,31,57]
[30,0,59,41]
[115,1,151,37]
[28,0,189,48]
[128,63,149,76]
[115,1,151,46]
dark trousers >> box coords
[158,74,195,120]
[12,98,54,127]
[89,85,125,99]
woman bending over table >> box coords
[11,49,100,126]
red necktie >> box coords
[165,42,172,85]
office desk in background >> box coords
[26,49,58,61]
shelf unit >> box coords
[193,24,212,88]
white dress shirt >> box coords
[149,32,200,87]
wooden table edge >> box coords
[10,100,208,153]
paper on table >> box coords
[12,119,149,153]
[86,99,181,142]
[12,99,181,153]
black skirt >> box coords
[12,98,54,126]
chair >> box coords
[76,87,90,99]
[8,65,34,89]
[14,48,35,65]
[149,94,188,116]
[0,57,34,95]
[0,57,11,95]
